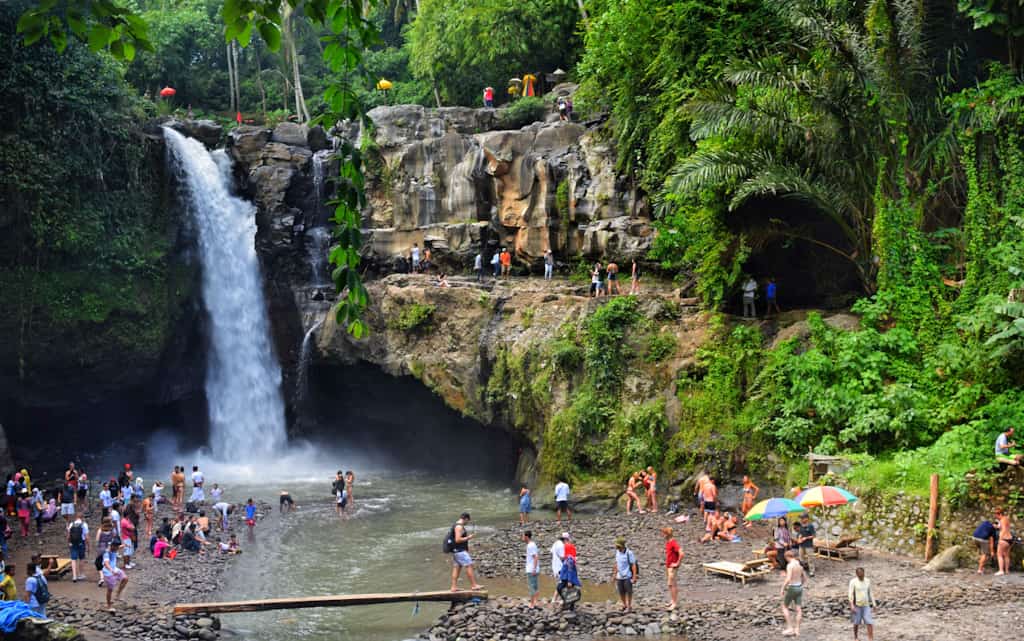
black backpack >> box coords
[33,576,50,605]
[442,525,457,553]
[69,522,85,544]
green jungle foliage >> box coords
[391,302,436,332]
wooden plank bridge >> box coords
[173,590,489,615]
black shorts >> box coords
[279,494,293,506]
[704,501,716,512]
[77,488,88,499]
[608,273,617,280]
[615,578,633,596]
[556,500,570,512]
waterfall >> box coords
[295,319,323,405]
[311,149,332,227]
[445,145,486,218]
[305,226,331,288]
[163,127,288,457]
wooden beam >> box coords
[174,590,488,615]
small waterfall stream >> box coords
[163,127,288,457]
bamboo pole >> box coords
[174,590,488,615]
[925,473,938,561]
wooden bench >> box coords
[814,536,861,561]
[702,558,773,585]
[39,555,72,579]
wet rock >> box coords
[923,544,963,572]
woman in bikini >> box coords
[625,473,642,514]
[645,466,658,512]
[717,513,739,541]
[995,507,1013,576]
[741,475,760,526]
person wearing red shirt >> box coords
[663,526,683,611]
[563,532,577,560]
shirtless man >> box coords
[344,471,355,508]
[625,473,642,514]
[694,473,709,520]
[781,549,807,637]
[606,262,620,295]
[702,478,718,528]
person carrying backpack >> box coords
[67,516,89,582]
[445,513,483,592]
[24,561,49,616]
[613,537,638,613]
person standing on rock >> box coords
[410,243,421,273]
[796,513,816,577]
[67,514,89,582]
[995,427,1022,465]
[491,251,501,279]
[523,530,540,608]
[549,533,566,608]
[995,507,1013,576]
[625,472,642,514]
[606,262,620,295]
[190,465,205,503]
[765,277,781,317]
[59,476,76,524]
[101,539,128,613]
[519,486,532,525]
[500,247,512,279]
[554,480,572,523]
[612,537,638,613]
[544,250,554,280]
[474,251,483,282]
[449,512,483,592]
[483,86,494,108]
[742,276,758,318]
[662,527,682,611]
[645,466,658,512]
[630,259,640,294]
[780,549,806,637]
[848,567,877,641]
[741,475,760,524]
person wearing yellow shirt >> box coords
[848,567,877,641]
[0,565,16,601]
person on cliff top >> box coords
[612,536,638,613]
[663,526,682,611]
[590,262,603,297]
[423,246,433,272]
[995,507,1013,576]
[491,251,501,278]
[190,465,205,503]
[523,530,540,608]
[500,247,512,278]
[796,513,816,576]
[483,86,494,108]
[519,486,532,525]
[849,567,877,641]
[645,466,658,512]
[972,515,998,574]
[101,540,127,613]
[410,243,421,273]
[765,276,781,317]
[995,427,1022,465]
[630,259,640,295]
[554,480,572,523]
[474,251,483,282]
[781,549,807,637]
[606,262,620,295]
[742,276,758,318]
[449,512,483,591]
[544,249,554,280]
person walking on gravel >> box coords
[101,539,128,612]
[995,507,1013,576]
[67,515,88,582]
[781,549,806,637]
[848,567,877,641]
[554,480,572,523]
[663,527,682,611]
[612,537,638,613]
[449,513,483,592]
[523,530,540,608]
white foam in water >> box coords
[163,127,287,459]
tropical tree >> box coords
[667,0,954,293]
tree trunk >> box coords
[283,3,310,123]
[232,40,242,117]
[226,43,236,114]
[254,41,267,119]
[576,0,589,28]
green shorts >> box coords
[527,573,539,595]
[784,585,803,607]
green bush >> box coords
[602,400,668,473]
[391,303,436,332]
[643,332,677,363]
[500,97,547,129]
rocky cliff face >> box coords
[314,275,707,482]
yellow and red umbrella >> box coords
[794,486,858,508]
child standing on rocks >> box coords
[518,486,532,525]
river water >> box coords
[209,469,517,641]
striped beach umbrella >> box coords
[795,486,858,508]
[744,497,807,521]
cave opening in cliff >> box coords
[725,196,863,311]
[304,361,528,481]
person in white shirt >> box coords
[554,481,572,523]
[848,567,877,641]
[742,276,758,318]
[190,466,205,502]
[474,252,483,282]
[549,534,566,608]
[523,530,540,608]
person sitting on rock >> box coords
[995,427,1022,465]
[717,513,739,542]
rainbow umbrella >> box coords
[744,497,807,521]
[795,486,858,508]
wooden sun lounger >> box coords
[702,558,773,585]
[814,536,861,560]
[40,555,72,579]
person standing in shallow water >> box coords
[449,512,483,592]
[190,466,204,503]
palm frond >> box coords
[666,149,762,196]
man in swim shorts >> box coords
[781,549,807,637]
[449,513,483,592]
[279,491,294,513]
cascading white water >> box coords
[310,149,332,227]
[163,127,288,457]
[305,226,332,288]
[295,319,323,404]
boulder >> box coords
[307,125,331,151]
[229,126,272,166]
[161,118,223,148]
[923,544,963,572]
[272,122,311,147]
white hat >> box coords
[561,532,571,540]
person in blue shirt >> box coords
[995,427,1022,465]
[765,277,781,317]
[245,499,257,534]
[972,518,999,574]
[518,486,532,525]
